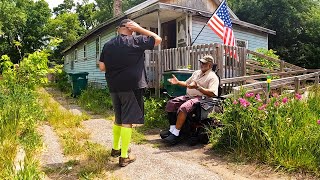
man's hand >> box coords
[125,21,142,32]
[187,81,198,89]
[167,74,179,85]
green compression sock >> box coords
[112,124,122,150]
[120,127,132,158]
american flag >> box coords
[207,0,236,50]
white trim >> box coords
[124,0,159,14]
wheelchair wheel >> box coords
[198,127,210,144]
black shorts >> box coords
[110,89,144,124]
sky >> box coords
[45,0,94,10]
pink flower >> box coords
[274,101,279,107]
[233,100,238,104]
[282,97,288,104]
[255,94,262,102]
[258,104,267,110]
[317,120,320,125]
[239,98,250,107]
[295,93,302,100]
[272,93,279,98]
[245,92,254,98]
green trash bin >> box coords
[69,72,89,97]
[163,69,194,97]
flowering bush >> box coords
[210,87,320,175]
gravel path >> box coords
[83,119,222,180]
[38,124,66,167]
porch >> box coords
[144,43,319,98]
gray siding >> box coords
[64,27,116,86]
[192,17,268,50]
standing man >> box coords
[99,19,162,167]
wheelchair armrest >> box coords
[163,92,176,99]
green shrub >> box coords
[77,86,113,114]
[49,65,71,93]
[253,48,280,70]
[144,97,168,129]
[211,87,320,175]
[0,49,49,178]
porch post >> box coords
[156,10,162,98]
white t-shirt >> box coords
[185,69,219,97]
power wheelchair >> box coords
[161,66,224,146]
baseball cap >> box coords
[118,19,132,27]
[199,55,214,63]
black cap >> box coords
[119,19,132,27]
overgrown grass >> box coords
[0,51,49,178]
[38,88,114,178]
[77,86,168,131]
[77,86,113,114]
[210,86,320,176]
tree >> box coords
[0,0,50,63]
[53,0,75,16]
[227,0,320,69]
[94,0,114,24]
[45,13,85,63]
[76,0,98,30]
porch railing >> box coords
[144,43,308,97]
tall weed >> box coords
[0,49,49,178]
[211,86,320,175]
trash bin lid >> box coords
[163,69,194,74]
[68,72,89,76]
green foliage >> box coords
[211,87,320,175]
[227,0,320,69]
[45,12,85,64]
[76,1,98,30]
[252,48,280,70]
[49,64,72,93]
[0,0,51,63]
[0,48,49,177]
[77,86,113,114]
[144,97,168,129]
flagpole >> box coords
[191,0,225,46]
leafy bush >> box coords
[211,86,320,175]
[144,97,168,129]
[77,86,113,114]
[49,64,71,93]
[252,48,280,70]
[0,50,48,178]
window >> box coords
[74,49,78,62]
[83,43,87,60]
[96,36,101,65]
[236,39,248,48]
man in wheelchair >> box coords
[161,55,222,145]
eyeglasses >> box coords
[200,61,208,65]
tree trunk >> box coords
[113,0,122,17]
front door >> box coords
[161,20,176,49]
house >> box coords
[62,0,276,86]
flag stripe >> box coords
[207,0,236,58]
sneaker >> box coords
[163,134,181,145]
[119,155,136,167]
[111,147,131,157]
[160,129,171,139]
